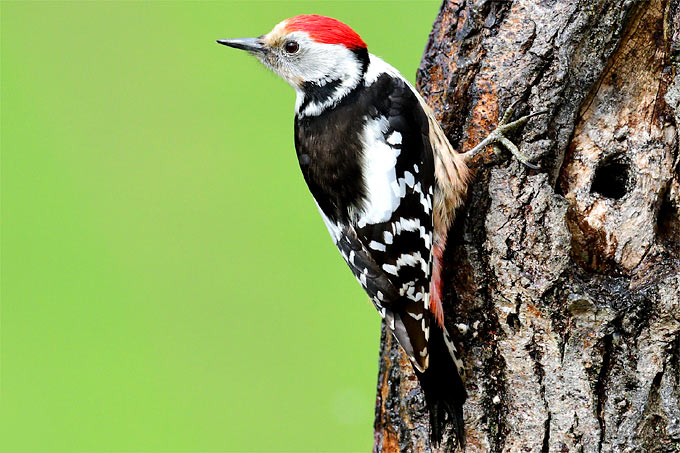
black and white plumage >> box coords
[218,15,471,446]
[296,54,469,445]
[297,64,440,370]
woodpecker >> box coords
[218,15,541,447]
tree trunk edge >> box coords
[374,1,680,452]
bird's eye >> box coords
[284,41,299,54]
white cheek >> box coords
[254,53,300,90]
[296,44,357,83]
[294,44,363,116]
[258,31,363,116]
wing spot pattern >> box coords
[408,311,423,321]
[391,217,432,250]
[386,131,402,146]
[383,231,393,244]
[382,263,399,276]
[369,240,386,251]
[403,171,415,188]
[443,327,466,378]
[394,251,428,274]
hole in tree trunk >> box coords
[591,156,631,200]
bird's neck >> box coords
[295,75,363,118]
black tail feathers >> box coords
[414,325,467,448]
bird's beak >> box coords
[216,38,265,54]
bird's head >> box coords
[218,15,369,115]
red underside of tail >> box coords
[429,244,445,328]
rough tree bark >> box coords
[373,1,680,451]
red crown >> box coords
[285,15,367,50]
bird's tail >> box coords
[414,324,467,448]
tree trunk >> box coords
[373,1,680,451]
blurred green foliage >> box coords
[1,1,440,451]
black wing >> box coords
[294,71,436,371]
[351,74,436,371]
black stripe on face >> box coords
[352,47,369,74]
[298,79,343,114]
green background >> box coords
[1,1,440,451]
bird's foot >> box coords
[462,100,548,170]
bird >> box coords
[217,14,542,447]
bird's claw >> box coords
[462,101,548,170]
[498,136,540,170]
